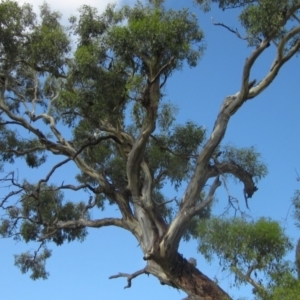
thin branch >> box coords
[292,13,300,24]
[109,267,149,289]
[57,183,102,194]
[36,158,71,191]
[0,189,23,208]
[211,18,247,40]
[220,176,243,215]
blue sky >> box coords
[1,0,300,299]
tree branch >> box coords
[36,158,71,191]
[211,162,258,200]
[211,18,247,40]
[109,267,149,289]
[159,18,278,257]
[38,218,129,242]
[193,176,221,215]
[231,265,263,292]
[248,26,300,99]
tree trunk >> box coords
[146,253,232,300]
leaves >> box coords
[196,0,298,46]
[106,1,205,73]
[14,246,51,280]
[197,217,293,288]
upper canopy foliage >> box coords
[197,0,300,46]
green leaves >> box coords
[0,0,35,61]
[14,247,52,280]
[239,0,288,45]
[0,183,87,245]
[197,217,293,289]
[106,1,205,74]
[196,0,298,46]
[146,121,206,189]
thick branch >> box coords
[127,78,159,198]
[160,26,272,255]
[248,26,300,99]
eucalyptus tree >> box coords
[0,0,300,299]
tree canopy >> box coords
[0,0,300,299]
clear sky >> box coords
[1,0,300,299]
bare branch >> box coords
[36,158,71,191]
[211,18,247,40]
[211,162,258,202]
[220,176,243,215]
[109,267,149,289]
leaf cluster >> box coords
[0,183,88,245]
[147,121,206,189]
[197,217,293,287]
[106,1,204,71]
[196,0,298,47]
[14,246,51,280]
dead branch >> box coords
[211,18,247,40]
[109,266,149,289]
[210,162,258,204]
